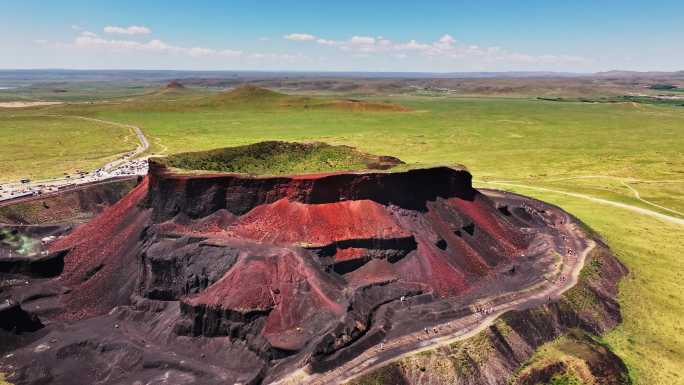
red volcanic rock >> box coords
[49,177,151,320]
[148,161,529,300]
[2,145,589,384]
[186,244,346,351]
[138,159,537,367]
[231,198,411,246]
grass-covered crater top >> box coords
[154,141,411,176]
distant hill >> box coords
[165,80,185,89]
[140,80,195,99]
[211,84,287,103]
[198,84,411,111]
[593,70,684,79]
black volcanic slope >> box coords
[0,143,617,385]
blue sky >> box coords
[1,0,682,72]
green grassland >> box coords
[88,94,684,181]
[538,95,684,108]
[480,183,684,385]
[159,141,402,176]
[22,90,677,185]
[0,86,682,384]
[0,113,136,182]
[0,81,162,102]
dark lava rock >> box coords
[0,300,43,333]
[0,146,626,385]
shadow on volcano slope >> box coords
[0,142,620,385]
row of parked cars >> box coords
[0,159,149,202]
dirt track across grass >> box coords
[482,181,684,226]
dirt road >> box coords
[0,116,149,203]
[482,181,684,226]
[272,204,592,385]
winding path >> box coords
[272,205,592,385]
[272,176,681,384]
[44,115,150,172]
[529,175,684,217]
[74,116,149,169]
[0,115,149,204]
[482,181,684,226]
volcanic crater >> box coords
[1,142,598,385]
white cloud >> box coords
[51,27,588,70]
[104,25,151,35]
[378,38,392,47]
[284,33,316,41]
[438,34,456,45]
[252,52,301,59]
[219,49,243,57]
[186,47,214,57]
[71,25,83,31]
[396,40,431,51]
[73,35,243,58]
[33,39,48,45]
[284,32,589,67]
[350,36,375,45]
[316,38,338,46]
[76,36,163,50]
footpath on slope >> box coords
[273,204,592,385]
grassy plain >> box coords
[86,95,684,180]
[0,82,159,102]
[0,88,682,384]
[0,112,135,182]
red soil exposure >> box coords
[334,247,368,262]
[48,177,150,319]
[230,199,411,246]
[149,161,529,300]
[186,247,346,351]
[2,155,584,384]
[137,160,538,363]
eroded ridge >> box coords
[0,145,614,385]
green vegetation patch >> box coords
[648,84,684,92]
[156,141,404,176]
[347,364,407,385]
[544,373,587,385]
[0,228,39,255]
[537,95,684,107]
[512,330,630,385]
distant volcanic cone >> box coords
[165,80,185,89]
[1,142,593,385]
